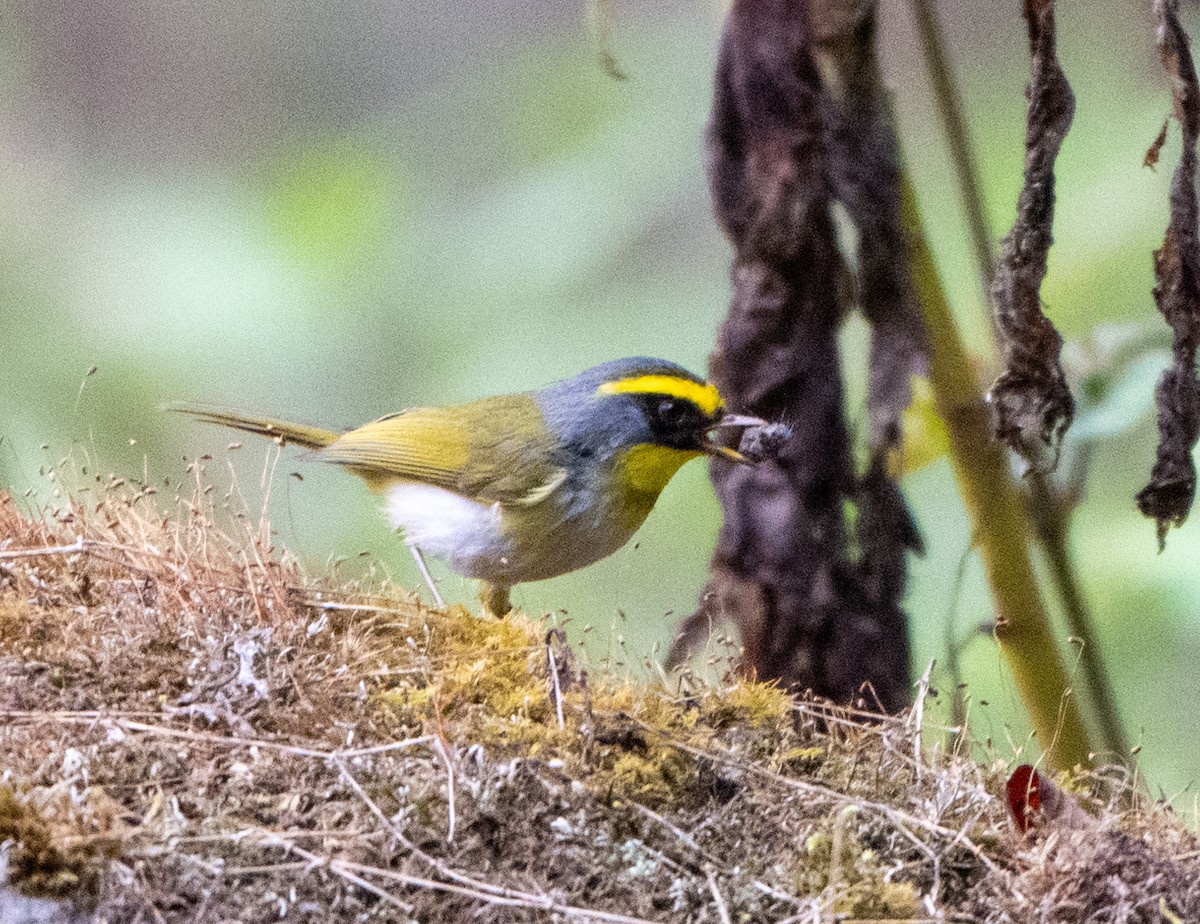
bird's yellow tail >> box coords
[166,403,340,450]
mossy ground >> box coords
[1,460,1198,922]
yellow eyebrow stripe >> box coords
[598,375,724,416]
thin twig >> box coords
[752,879,809,909]
[312,600,414,615]
[626,800,724,869]
[706,867,733,924]
[220,861,312,876]
[0,711,434,761]
[270,834,662,924]
[942,544,974,747]
[335,758,587,908]
[0,536,90,559]
[432,736,457,843]
[1027,476,1129,759]
[272,840,415,914]
[647,724,1001,876]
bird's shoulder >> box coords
[317,395,567,506]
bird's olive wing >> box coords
[316,395,566,507]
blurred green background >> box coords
[2,1,1199,801]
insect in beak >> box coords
[702,413,768,464]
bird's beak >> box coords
[702,413,768,464]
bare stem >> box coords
[902,176,1093,769]
[1026,477,1130,759]
[909,0,995,297]
[910,0,1129,762]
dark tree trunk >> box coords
[672,0,925,713]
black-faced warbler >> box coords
[170,358,767,614]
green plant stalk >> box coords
[910,0,995,297]
[902,177,1094,770]
[908,0,1129,761]
[1026,476,1130,759]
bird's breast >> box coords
[611,445,700,503]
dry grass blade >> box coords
[280,839,663,924]
[0,537,92,559]
[1,712,434,761]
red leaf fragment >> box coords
[1005,764,1094,834]
[1006,764,1042,833]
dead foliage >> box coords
[684,0,921,713]
[987,0,1076,470]
[1137,0,1200,546]
[0,462,1198,922]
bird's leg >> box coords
[479,582,512,618]
[407,543,445,608]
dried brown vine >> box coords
[672,0,923,711]
[1137,0,1200,546]
[987,0,1075,470]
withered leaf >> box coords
[1137,0,1200,547]
[987,0,1076,470]
[681,0,920,712]
[1145,118,1169,171]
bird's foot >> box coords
[479,583,512,618]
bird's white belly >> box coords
[384,484,514,579]
[382,481,645,585]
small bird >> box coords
[170,358,766,615]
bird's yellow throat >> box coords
[616,444,700,497]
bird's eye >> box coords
[657,398,688,425]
